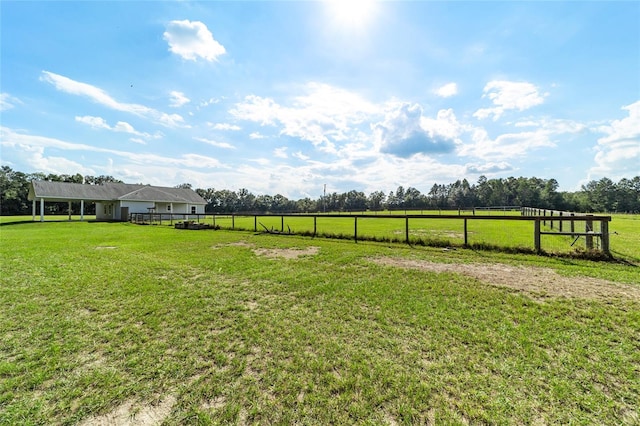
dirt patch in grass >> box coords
[78,394,176,426]
[370,257,640,301]
[95,246,117,250]
[212,241,255,250]
[253,246,320,260]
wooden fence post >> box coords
[313,216,317,237]
[405,217,409,244]
[534,219,541,252]
[559,212,563,232]
[254,215,257,232]
[601,220,610,255]
[232,214,235,230]
[570,213,574,235]
[354,217,358,243]
[281,215,284,232]
[550,211,554,230]
[464,218,468,246]
[585,215,593,250]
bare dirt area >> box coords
[370,257,640,301]
[253,246,320,260]
[78,395,176,426]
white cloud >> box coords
[75,115,160,141]
[163,20,226,62]
[455,115,587,162]
[1,93,22,111]
[200,97,221,107]
[41,71,186,128]
[474,80,546,121]
[230,83,382,152]
[274,147,288,158]
[374,104,463,158]
[460,128,553,160]
[1,126,223,171]
[589,100,640,178]
[193,136,235,149]
[293,151,310,161]
[169,91,190,108]
[211,123,241,131]
[434,82,458,98]
[249,132,266,139]
[465,161,513,175]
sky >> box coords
[1,1,639,199]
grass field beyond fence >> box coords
[1,217,639,424]
[132,210,635,259]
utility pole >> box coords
[323,184,326,213]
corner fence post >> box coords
[534,219,541,252]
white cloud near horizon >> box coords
[434,82,458,98]
[163,20,226,62]
[1,126,224,171]
[474,80,546,121]
[41,71,187,128]
[590,100,640,179]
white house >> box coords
[28,181,207,221]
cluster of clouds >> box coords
[2,19,637,195]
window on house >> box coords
[191,206,196,214]
[167,205,171,211]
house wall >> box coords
[96,201,205,220]
[96,202,116,221]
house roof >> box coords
[28,181,207,204]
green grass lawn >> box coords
[1,218,639,424]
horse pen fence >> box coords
[130,209,612,256]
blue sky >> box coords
[1,1,639,198]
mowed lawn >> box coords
[1,218,639,424]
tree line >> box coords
[1,165,639,215]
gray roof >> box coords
[29,181,206,204]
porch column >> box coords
[32,199,36,221]
[68,201,72,221]
[40,198,44,222]
[80,200,84,221]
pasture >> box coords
[1,216,639,424]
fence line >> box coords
[129,211,612,255]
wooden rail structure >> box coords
[130,211,612,255]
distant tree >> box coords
[175,183,192,190]
[236,188,256,212]
[344,190,367,211]
[0,166,30,214]
[367,191,386,211]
